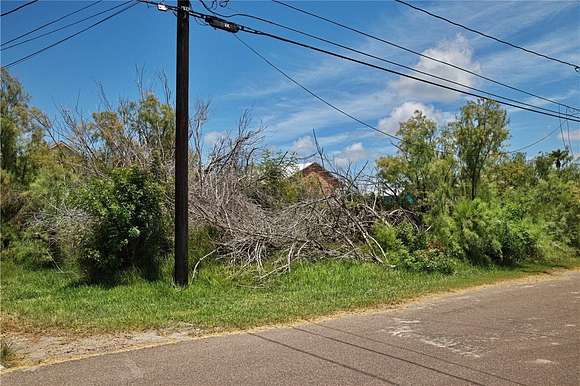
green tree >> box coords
[549,148,571,171]
[490,153,535,193]
[377,110,453,211]
[0,68,49,183]
[1,69,52,228]
[450,99,508,200]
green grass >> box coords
[1,255,578,334]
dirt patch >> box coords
[0,325,204,369]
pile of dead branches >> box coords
[188,120,415,277]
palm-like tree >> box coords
[549,149,569,170]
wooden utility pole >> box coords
[174,0,190,286]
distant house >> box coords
[296,162,341,195]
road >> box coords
[2,271,579,385]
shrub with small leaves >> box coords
[77,167,169,283]
[396,249,457,274]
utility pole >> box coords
[174,0,190,286]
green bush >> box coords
[451,199,501,265]
[77,167,169,283]
[444,199,542,266]
[426,212,464,259]
[372,221,455,274]
[498,219,541,263]
[394,221,428,252]
[1,236,52,268]
[532,177,579,249]
[372,222,404,253]
[397,249,456,274]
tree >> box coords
[0,68,49,184]
[549,149,571,171]
[490,152,535,193]
[450,99,508,200]
[60,92,176,180]
[377,110,452,210]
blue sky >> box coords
[2,0,579,167]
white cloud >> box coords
[334,142,369,167]
[203,131,226,147]
[377,101,454,134]
[229,1,578,159]
[562,129,580,142]
[289,135,316,157]
[390,34,480,102]
[264,88,394,142]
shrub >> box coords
[77,167,169,283]
[451,199,502,265]
[426,212,464,260]
[372,222,404,253]
[531,176,579,249]
[1,236,52,268]
[445,199,543,266]
[397,249,456,274]
[394,221,427,252]
[498,219,540,264]
[372,221,455,274]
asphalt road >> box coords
[3,271,579,386]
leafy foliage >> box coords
[1,68,577,287]
[449,99,508,199]
[372,221,456,274]
[77,168,169,282]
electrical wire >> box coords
[1,0,38,17]
[271,0,580,113]
[564,107,575,157]
[2,1,138,68]
[2,1,131,51]
[234,34,403,145]
[235,32,562,156]
[199,2,578,120]
[393,0,580,72]
[1,1,103,47]
[507,127,560,153]
[131,0,574,159]
[240,28,580,123]
[138,0,580,162]
[141,0,580,122]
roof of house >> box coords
[299,162,341,188]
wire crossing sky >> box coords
[393,0,580,72]
[0,0,38,17]
[1,0,579,166]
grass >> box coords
[1,254,579,334]
[0,340,17,368]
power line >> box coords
[393,0,580,72]
[271,0,580,113]
[1,0,38,17]
[156,1,580,122]
[202,3,578,120]
[2,1,138,68]
[234,32,563,156]
[138,1,580,131]
[1,1,103,47]
[507,127,560,153]
[234,34,403,144]
[2,1,131,51]
[564,107,575,158]
[240,28,580,123]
